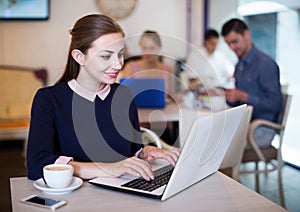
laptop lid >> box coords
[89,105,246,200]
[162,104,245,200]
[120,78,165,108]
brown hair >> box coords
[57,14,124,83]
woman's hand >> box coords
[139,146,180,166]
[103,157,155,181]
[70,147,180,181]
[70,157,155,181]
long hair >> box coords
[56,14,124,84]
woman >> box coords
[117,30,173,94]
[26,14,179,181]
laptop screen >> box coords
[120,78,165,108]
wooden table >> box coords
[138,102,180,123]
[10,172,287,211]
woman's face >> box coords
[140,36,161,62]
[79,33,125,90]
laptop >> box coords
[119,78,165,108]
[89,104,246,201]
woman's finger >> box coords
[123,157,154,180]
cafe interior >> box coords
[1,0,300,211]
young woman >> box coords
[26,14,179,181]
[117,30,173,94]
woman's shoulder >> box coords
[123,60,140,71]
[32,83,73,108]
[37,82,67,92]
[161,62,172,72]
[124,56,142,67]
[36,82,70,98]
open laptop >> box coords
[119,78,165,108]
[89,104,246,201]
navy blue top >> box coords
[228,45,282,122]
[26,82,143,180]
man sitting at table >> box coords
[221,18,282,148]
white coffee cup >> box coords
[43,164,74,189]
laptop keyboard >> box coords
[121,164,174,192]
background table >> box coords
[138,102,212,147]
[138,102,180,123]
[10,172,287,211]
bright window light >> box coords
[238,1,288,16]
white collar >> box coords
[67,79,111,102]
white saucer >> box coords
[33,177,83,195]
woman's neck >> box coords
[77,69,104,92]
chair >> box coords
[219,106,253,180]
[240,93,292,208]
[140,127,174,150]
[0,67,47,157]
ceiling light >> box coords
[238,1,288,16]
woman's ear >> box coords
[71,49,85,66]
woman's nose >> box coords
[111,58,123,70]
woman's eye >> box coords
[118,52,124,59]
[100,55,111,60]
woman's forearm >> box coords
[68,161,117,180]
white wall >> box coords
[190,0,204,49]
[208,0,239,64]
[0,0,190,84]
[0,0,100,84]
[276,10,300,166]
[120,0,188,68]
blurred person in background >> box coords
[118,30,173,95]
[221,18,282,148]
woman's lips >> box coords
[105,72,118,78]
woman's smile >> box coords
[105,71,119,79]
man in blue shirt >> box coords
[221,18,282,148]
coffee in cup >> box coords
[43,164,74,189]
